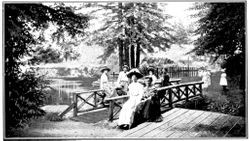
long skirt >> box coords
[131,94,162,128]
[118,96,141,126]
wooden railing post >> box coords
[108,100,115,122]
[73,94,77,117]
[199,83,203,95]
[185,86,189,102]
[193,84,196,96]
[168,89,173,108]
[94,92,97,108]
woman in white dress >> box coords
[99,66,112,104]
[201,69,211,89]
[220,69,228,92]
[117,65,130,92]
[118,68,144,129]
[148,67,157,85]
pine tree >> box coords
[86,2,173,70]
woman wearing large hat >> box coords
[117,64,130,92]
[100,66,112,94]
[118,68,144,129]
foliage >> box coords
[141,57,175,67]
[191,3,245,89]
[176,93,245,117]
[85,3,174,69]
[5,3,89,134]
[29,46,63,65]
[171,22,192,45]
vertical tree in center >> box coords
[87,2,173,70]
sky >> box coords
[163,2,196,27]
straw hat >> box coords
[127,68,143,79]
[101,66,111,73]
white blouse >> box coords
[100,73,108,90]
[117,71,129,84]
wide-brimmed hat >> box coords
[127,68,143,79]
[101,66,111,73]
[122,64,130,70]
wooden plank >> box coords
[189,112,225,137]
[119,108,182,137]
[216,116,242,137]
[224,117,246,137]
[167,110,207,138]
[176,111,214,138]
[149,109,201,138]
[108,100,114,121]
[59,103,75,117]
[74,89,103,95]
[180,112,223,138]
[185,113,231,138]
[134,109,193,137]
[105,95,130,101]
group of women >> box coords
[99,65,171,129]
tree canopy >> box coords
[5,3,89,134]
[191,2,245,89]
[86,2,174,70]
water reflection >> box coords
[45,78,98,105]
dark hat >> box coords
[122,65,130,70]
[127,68,143,79]
[101,66,111,73]
[144,76,153,81]
[115,84,124,90]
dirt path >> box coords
[17,118,123,138]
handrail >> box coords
[105,95,130,101]
[73,89,103,95]
[157,81,203,91]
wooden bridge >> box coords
[118,108,245,138]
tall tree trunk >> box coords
[118,38,123,71]
[130,45,135,69]
[136,42,140,68]
[118,3,123,71]
[124,39,130,68]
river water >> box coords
[45,78,99,105]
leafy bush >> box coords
[175,93,245,117]
[6,70,49,136]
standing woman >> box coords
[148,67,157,85]
[220,69,228,93]
[118,68,144,129]
[161,68,171,87]
[100,66,112,98]
[117,65,130,92]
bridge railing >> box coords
[105,81,204,121]
[59,89,105,118]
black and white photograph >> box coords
[3,1,247,139]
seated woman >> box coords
[118,68,144,130]
[131,76,163,128]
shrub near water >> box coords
[6,70,49,136]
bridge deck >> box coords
[118,108,245,138]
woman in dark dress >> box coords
[131,77,163,128]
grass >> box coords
[175,71,245,117]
